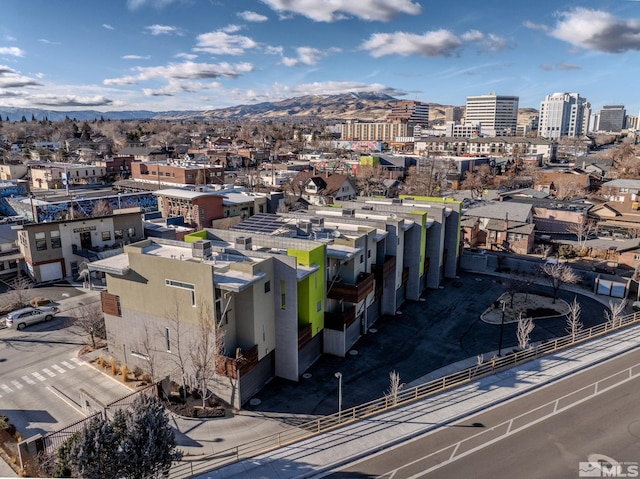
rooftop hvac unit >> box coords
[391,198,402,204]
[310,216,324,227]
[192,240,212,259]
[342,208,355,217]
[298,221,312,234]
[235,236,252,250]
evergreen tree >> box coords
[69,416,121,479]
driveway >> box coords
[245,272,608,417]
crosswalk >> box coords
[0,357,84,397]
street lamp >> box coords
[498,300,506,357]
[334,372,342,422]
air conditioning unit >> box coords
[298,221,312,234]
[391,198,402,204]
[310,216,324,227]
[192,240,212,259]
[235,236,252,250]
[342,208,355,217]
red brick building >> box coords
[131,160,225,186]
[153,189,224,230]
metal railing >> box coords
[169,310,640,478]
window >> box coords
[115,229,123,240]
[360,254,364,264]
[280,280,286,309]
[165,327,171,352]
[165,279,196,306]
[128,227,135,237]
[35,232,47,251]
[317,300,322,312]
[50,230,61,248]
[102,231,111,241]
[264,280,271,293]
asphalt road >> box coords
[246,272,609,416]
[328,346,640,479]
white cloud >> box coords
[175,52,198,60]
[462,30,510,52]
[127,0,183,10]
[143,79,222,96]
[194,31,259,55]
[104,61,254,85]
[103,24,114,30]
[145,24,181,36]
[31,95,113,107]
[122,55,151,60]
[0,65,41,88]
[264,46,283,55]
[282,46,340,66]
[238,11,268,22]
[260,0,421,22]
[221,24,243,34]
[528,8,640,53]
[0,47,25,57]
[361,30,463,57]
[39,39,61,45]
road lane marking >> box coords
[42,368,56,377]
[71,358,83,366]
[11,380,22,390]
[61,361,75,369]
[32,372,46,381]
[52,365,66,374]
[1,384,12,393]
[21,376,35,385]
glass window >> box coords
[165,279,196,306]
[50,230,61,249]
[264,281,271,293]
[102,231,111,241]
[115,229,123,239]
[35,232,47,251]
[128,227,135,237]
[280,280,286,310]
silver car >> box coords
[5,306,59,330]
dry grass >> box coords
[481,293,570,324]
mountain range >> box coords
[0,92,537,124]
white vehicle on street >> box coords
[5,306,59,329]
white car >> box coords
[5,306,59,330]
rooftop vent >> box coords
[342,208,355,217]
[310,216,324,227]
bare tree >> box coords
[605,300,626,329]
[516,313,535,350]
[567,217,596,250]
[165,299,189,400]
[136,323,160,383]
[384,370,404,407]
[10,276,32,307]
[68,303,106,349]
[189,301,225,408]
[539,263,580,303]
[565,296,583,341]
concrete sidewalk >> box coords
[202,322,640,479]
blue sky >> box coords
[2,0,640,115]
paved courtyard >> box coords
[246,272,609,417]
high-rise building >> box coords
[594,105,626,132]
[464,93,519,136]
[387,100,430,126]
[444,106,464,123]
[538,92,590,139]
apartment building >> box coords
[29,162,107,190]
[538,92,591,139]
[464,93,519,136]
[17,211,144,283]
[340,120,413,142]
[387,100,430,126]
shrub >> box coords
[109,357,117,375]
[96,356,106,369]
[141,373,152,383]
[29,297,51,307]
[132,366,143,378]
[119,364,128,382]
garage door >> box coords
[39,262,63,282]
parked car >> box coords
[5,306,59,330]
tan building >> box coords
[29,163,106,190]
[0,164,28,181]
[341,120,413,142]
[17,211,143,283]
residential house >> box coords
[291,172,357,206]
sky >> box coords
[2,0,640,114]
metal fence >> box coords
[168,310,640,478]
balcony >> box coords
[216,344,259,380]
[325,306,356,331]
[327,271,375,303]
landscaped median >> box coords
[481,292,570,324]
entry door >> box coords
[80,231,92,249]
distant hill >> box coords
[0,93,538,124]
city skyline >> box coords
[2,1,640,114]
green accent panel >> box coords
[288,245,326,337]
[184,231,208,243]
[359,155,380,167]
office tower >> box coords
[594,105,626,132]
[387,100,430,126]
[464,93,519,136]
[538,92,590,139]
